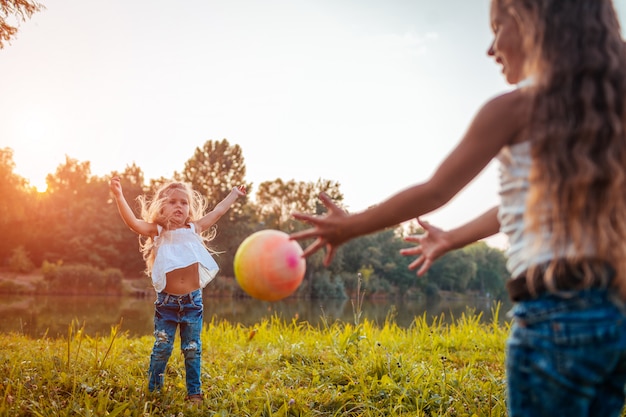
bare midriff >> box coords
[163,263,201,295]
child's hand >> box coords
[109,176,123,197]
[400,218,450,276]
[233,185,247,196]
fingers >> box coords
[400,247,421,256]
[417,258,432,276]
[407,255,431,276]
[408,252,425,269]
[318,192,335,207]
[291,212,317,223]
[417,217,430,229]
[404,235,421,243]
[109,176,121,192]
[300,238,336,266]
[323,244,336,266]
[401,235,423,256]
[301,238,326,258]
[290,192,342,264]
[318,192,346,216]
[418,217,443,236]
[402,229,431,275]
[290,228,321,241]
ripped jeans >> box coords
[148,289,203,396]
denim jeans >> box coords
[148,289,203,396]
[506,288,626,417]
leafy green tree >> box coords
[179,139,249,206]
[464,242,509,298]
[340,233,372,291]
[39,156,111,268]
[426,250,476,293]
[38,161,144,273]
[339,228,416,296]
[255,178,343,233]
[0,0,44,49]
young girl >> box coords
[291,1,626,416]
[109,176,246,404]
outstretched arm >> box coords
[291,90,527,266]
[109,176,157,237]
[401,206,500,276]
[194,185,246,233]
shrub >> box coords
[8,246,35,273]
[311,271,347,299]
[41,260,62,279]
[43,264,124,295]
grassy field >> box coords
[0,303,510,417]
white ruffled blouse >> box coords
[151,223,219,292]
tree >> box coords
[179,139,249,208]
[255,178,343,233]
[1,0,45,49]
[0,147,37,264]
[463,242,509,298]
[426,250,476,293]
[339,228,416,296]
[39,156,111,268]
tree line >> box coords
[0,139,510,299]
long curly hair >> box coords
[136,181,215,276]
[500,0,626,295]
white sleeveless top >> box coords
[497,142,551,277]
[497,142,596,277]
[151,223,219,292]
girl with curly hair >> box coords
[110,177,246,404]
[291,1,626,415]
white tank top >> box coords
[497,142,596,277]
[497,142,552,277]
[151,223,219,292]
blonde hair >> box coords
[501,0,626,296]
[137,181,215,276]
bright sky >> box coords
[2,0,626,250]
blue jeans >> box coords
[148,289,203,396]
[506,288,626,417]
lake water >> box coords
[0,294,512,338]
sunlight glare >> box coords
[14,111,54,193]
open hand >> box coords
[109,176,123,198]
[234,185,247,196]
[290,192,350,266]
[400,218,450,276]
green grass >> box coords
[0,306,510,417]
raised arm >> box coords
[194,185,246,233]
[401,206,500,276]
[109,176,157,237]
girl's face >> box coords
[487,1,526,85]
[162,188,190,228]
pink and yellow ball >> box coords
[234,230,306,301]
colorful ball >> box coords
[234,229,306,301]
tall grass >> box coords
[0,303,512,417]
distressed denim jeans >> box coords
[148,289,203,396]
[506,288,626,417]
